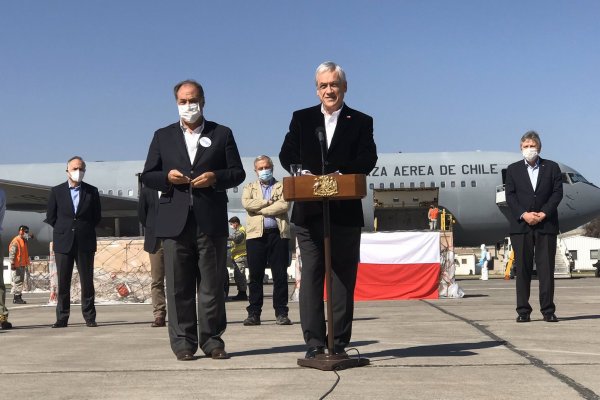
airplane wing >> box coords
[0,179,138,217]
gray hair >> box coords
[315,61,347,87]
[67,156,86,170]
[520,130,542,149]
[173,79,205,100]
[254,155,273,169]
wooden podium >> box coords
[283,174,370,371]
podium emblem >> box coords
[313,176,338,197]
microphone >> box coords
[315,127,326,175]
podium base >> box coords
[297,353,370,371]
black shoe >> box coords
[305,346,325,359]
[52,320,68,328]
[230,292,248,301]
[275,314,292,325]
[176,351,195,361]
[334,346,348,357]
[0,320,12,330]
[243,314,261,326]
[516,314,531,323]
[543,314,559,323]
[13,295,26,304]
[86,321,98,327]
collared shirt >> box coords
[525,158,540,191]
[70,184,81,214]
[321,103,343,149]
[180,120,205,163]
[260,179,278,229]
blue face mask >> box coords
[258,169,273,182]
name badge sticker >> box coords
[199,137,212,148]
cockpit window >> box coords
[568,173,591,184]
[562,173,571,184]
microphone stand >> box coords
[297,130,369,371]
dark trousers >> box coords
[511,231,557,317]
[162,213,227,356]
[55,241,96,323]
[246,229,290,317]
[295,220,361,349]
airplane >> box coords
[2,151,600,256]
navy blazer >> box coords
[279,104,378,227]
[137,186,160,253]
[505,157,563,235]
[142,120,245,238]
[45,181,102,253]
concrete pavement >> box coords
[2,277,600,399]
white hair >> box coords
[315,61,346,86]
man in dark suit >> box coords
[138,185,166,328]
[45,156,102,328]
[279,62,378,358]
[505,131,563,323]
[142,79,245,361]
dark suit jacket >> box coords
[142,120,245,238]
[505,157,563,235]
[137,186,160,253]
[45,181,102,253]
[279,104,378,227]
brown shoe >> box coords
[151,316,166,327]
[210,348,230,360]
[176,351,195,361]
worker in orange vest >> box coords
[8,225,31,304]
[428,204,440,230]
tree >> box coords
[584,217,600,238]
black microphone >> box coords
[315,127,326,175]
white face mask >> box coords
[178,102,202,123]
[69,170,84,183]
[522,148,539,162]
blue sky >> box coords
[1,1,599,183]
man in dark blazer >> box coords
[45,156,102,328]
[279,62,378,358]
[142,79,245,361]
[138,185,166,328]
[505,131,563,323]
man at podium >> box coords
[279,61,377,359]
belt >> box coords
[263,228,279,233]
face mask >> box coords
[23,233,30,240]
[178,103,202,123]
[229,225,235,230]
[69,170,84,183]
[258,169,273,182]
[522,148,538,162]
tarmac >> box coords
[2,276,600,400]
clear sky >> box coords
[1,1,599,184]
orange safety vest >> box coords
[9,235,30,268]
[428,208,439,220]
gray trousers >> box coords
[11,267,26,295]
[162,213,227,356]
[231,256,248,292]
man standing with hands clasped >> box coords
[505,131,563,323]
[142,80,245,361]
[279,61,377,359]
[45,156,102,328]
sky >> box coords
[1,1,599,184]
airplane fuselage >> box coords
[2,152,600,256]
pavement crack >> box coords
[422,300,600,400]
